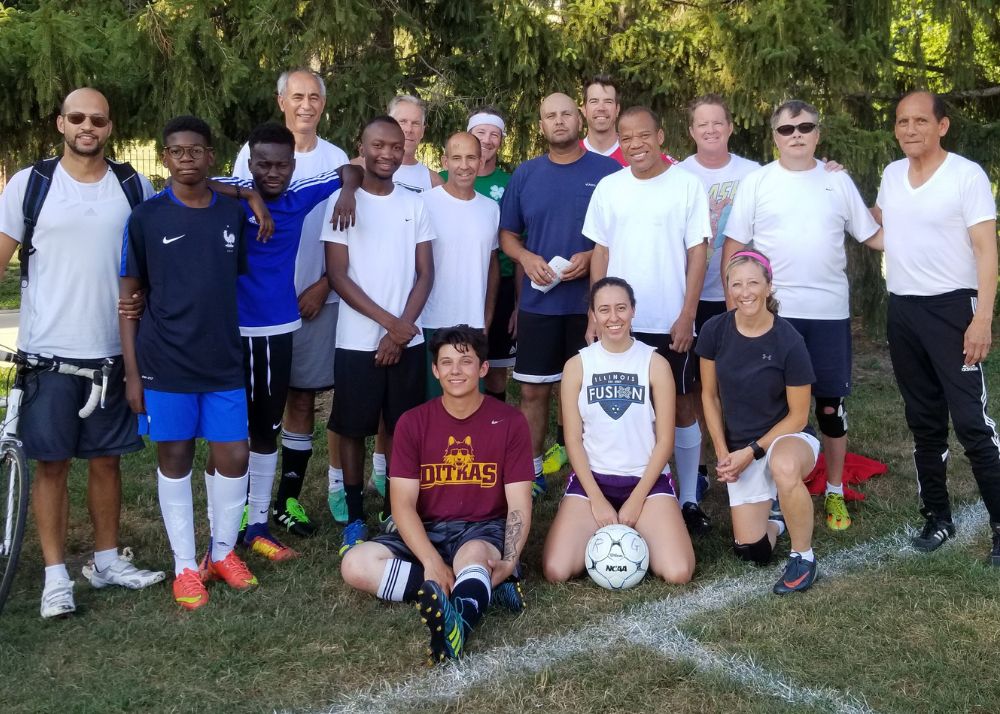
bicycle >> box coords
[0,349,112,615]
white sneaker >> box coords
[40,578,76,619]
[81,547,166,590]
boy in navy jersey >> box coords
[120,116,255,610]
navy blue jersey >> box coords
[216,171,343,335]
[121,187,247,392]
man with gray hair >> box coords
[721,99,882,593]
[388,94,444,193]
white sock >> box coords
[204,469,216,537]
[533,455,543,478]
[792,548,815,563]
[248,450,278,527]
[826,482,844,496]
[372,452,387,478]
[674,423,702,505]
[328,466,345,493]
[376,558,414,602]
[157,470,197,575]
[93,548,118,572]
[768,519,787,537]
[281,429,312,451]
[212,470,249,562]
[44,564,70,587]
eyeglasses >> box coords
[164,144,210,159]
[62,112,110,128]
[774,122,818,136]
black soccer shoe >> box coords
[911,513,956,553]
[990,523,1000,567]
[681,502,712,535]
[272,498,318,538]
[772,553,818,595]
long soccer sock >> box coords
[204,469,216,537]
[211,470,249,562]
[246,450,278,537]
[555,424,565,447]
[372,452,387,478]
[675,423,702,505]
[157,470,197,575]
[276,429,312,506]
[345,484,364,523]
[451,564,492,632]
[328,466,345,494]
[533,456,543,478]
[376,558,424,602]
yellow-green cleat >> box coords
[825,492,852,531]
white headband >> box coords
[467,113,506,136]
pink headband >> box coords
[729,250,772,279]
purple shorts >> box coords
[565,471,676,510]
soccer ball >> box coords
[585,524,649,590]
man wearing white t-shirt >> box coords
[421,132,500,397]
[233,69,354,530]
[323,116,435,555]
[873,90,1000,561]
[584,105,711,534]
[0,88,164,618]
[723,99,882,544]
[388,95,444,193]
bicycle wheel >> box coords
[0,441,29,615]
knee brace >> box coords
[732,533,773,566]
[815,396,847,438]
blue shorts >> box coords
[138,388,248,442]
[784,317,852,398]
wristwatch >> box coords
[748,440,766,460]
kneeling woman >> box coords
[697,251,820,594]
[542,277,694,584]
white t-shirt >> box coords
[393,162,435,194]
[420,186,500,329]
[876,153,996,296]
[233,136,349,304]
[583,136,621,158]
[321,187,435,351]
[679,153,761,302]
[724,160,880,320]
[583,166,711,334]
[0,163,153,358]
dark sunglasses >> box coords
[774,122,818,136]
[62,112,110,128]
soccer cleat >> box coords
[82,547,166,589]
[247,533,299,562]
[990,523,1000,567]
[492,577,525,614]
[541,443,567,475]
[328,489,348,525]
[371,471,387,499]
[272,497,318,537]
[172,568,209,610]
[236,504,250,545]
[824,492,852,531]
[416,580,465,662]
[531,474,547,500]
[40,578,76,619]
[696,466,711,501]
[205,550,258,590]
[339,519,368,556]
[378,512,398,534]
[911,514,956,553]
[772,554,818,595]
[681,502,712,535]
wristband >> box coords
[748,440,766,460]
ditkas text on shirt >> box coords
[587,372,645,420]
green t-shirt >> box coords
[439,167,514,276]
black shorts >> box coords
[242,333,293,443]
[19,354,143,462]
[512,311,588,384]
[329,344,425,437]
[633,332,695,395]
[371,518,505,565]
[487,276,517,367]
[784,317,852,398]
[693,300,727,381]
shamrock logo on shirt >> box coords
[490,185,505,201]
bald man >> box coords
[0,88,164,618]
[499,93,620,496]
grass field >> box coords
[1,329,998,714]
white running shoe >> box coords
[40,578,76,619]
[81,547,166,590]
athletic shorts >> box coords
[633,332,696,395]
[289,301,338,392]
[422,328,485,399]
[372,518,505,566]
[726,432,820,507]
[693,300,727,381]
[242,332,293,443]
[564,471,676,509]
[139,388,248,442]
[19,354,143,461]
[487,275,517,367]
[512,311,588,383]
[784,317,852,398]
[329,345,425,437]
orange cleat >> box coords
[173,568,209,610]
[205,550,259,590]
[247,534,299,562]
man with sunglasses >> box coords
[722,100,881,554]
[0,88,165,618]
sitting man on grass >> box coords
[340,325,533,663]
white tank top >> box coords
[393,162,434,193]
[577,339,657,477]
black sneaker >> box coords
[681,502,712,535]
[272,497,318,538]
[990,523,1000,567]
[911,514,955,552]
[772,553,818,595]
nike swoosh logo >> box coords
[163,235,185,244]
[491,419,503,425]
[175,595,203,604]
[783,571,810,588]
[272,421,282,431]
[404,218,413,222]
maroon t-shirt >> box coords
[391,396,534,522]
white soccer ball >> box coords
[585,524,649,590]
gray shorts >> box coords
[289,301,338,391]
[372,518,505,566]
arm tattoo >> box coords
[502,510,524,562]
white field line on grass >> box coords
[307,503,988,714]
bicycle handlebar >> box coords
[0,350,111,418]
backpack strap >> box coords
[105,158,144,209]
[19,157,61,289]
